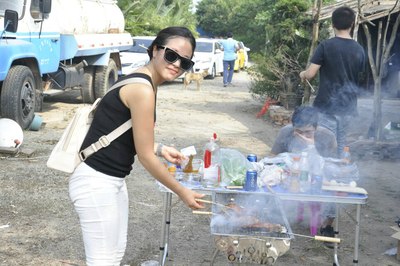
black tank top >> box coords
[80,73,155,177]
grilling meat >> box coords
[243,222,284,232]
[219,203,285,233]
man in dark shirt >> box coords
[300,6,366,158]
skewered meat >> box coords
[218,202,285,233]
[243,222,285,233]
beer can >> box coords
[244,169,258,191]
[247,154,257,162]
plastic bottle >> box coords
[289,156,301,192]
[299,151,310,192]
[342,146,351,164]
[203,133,220,187]
[306,144,323,194]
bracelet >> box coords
[156,143,164,157]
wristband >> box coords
[156,143,164,157]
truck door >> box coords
[29,0,60,73]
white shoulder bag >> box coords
[46,76,152,173]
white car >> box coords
[192,38,224,79]
[119,36,155,76]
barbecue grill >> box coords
[210,191,293,265]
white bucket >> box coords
[0,118,24,148]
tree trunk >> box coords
[303,0,322,104]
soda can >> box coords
[244,169,258,191]
[247,154,257,162]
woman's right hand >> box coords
[178,187,205,210]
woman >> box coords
[69,27,205,265]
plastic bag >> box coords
[258,164,284,187]
[323,158,359,184]
[219,148,253,186]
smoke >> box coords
[210,192,291,238]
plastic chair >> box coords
[296,202,321,236]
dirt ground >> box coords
[1,70,400,266]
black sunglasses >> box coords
[157,45,194,71]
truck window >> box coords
[0,1,23,17]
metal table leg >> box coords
[353,205,361,265]
[210,248,220,265]
[334,204,340,266]
[159,192,172,266]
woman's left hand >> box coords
[162,145,187,165]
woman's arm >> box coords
[120,83,204,209]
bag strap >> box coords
[79,76,152,161]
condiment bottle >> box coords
[289,156,301,192]
[299,151,310,192]
[203,133,220,187]
[342,146,351,164]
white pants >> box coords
[69,163,129,266]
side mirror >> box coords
[4,9,18,33]
[215,49,222,54]
[40,0,52,14]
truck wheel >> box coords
[94,59,118,99]
[0,65,35,129]
[81,66,96,103]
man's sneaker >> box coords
[320,225,335,249]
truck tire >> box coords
[94,59,118,99]
[81,66,96,103]
[0,65,36,129]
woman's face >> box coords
[153,37,194,81]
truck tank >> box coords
[51,0,125,34]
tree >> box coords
[118,0,197,36]
[196,0,268,50]
[359,4,400,140]
[249,0,312,102]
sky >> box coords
[192,0,202,13]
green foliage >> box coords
[247,54,282,100]
[250,0,313,100]
[117,0,330,101]
[117,0,197,36]
[196,0,268,50]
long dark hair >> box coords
[147,27,196,59]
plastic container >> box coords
[289,156,301,192]
[323,159,359,184]
[28,114,43,131]
[203,133,220,186]
[342,146,351,163]
[299,152,310,192]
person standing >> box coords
[220,32,239,87]
[69,27,205,266]
[299,6,366,158]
